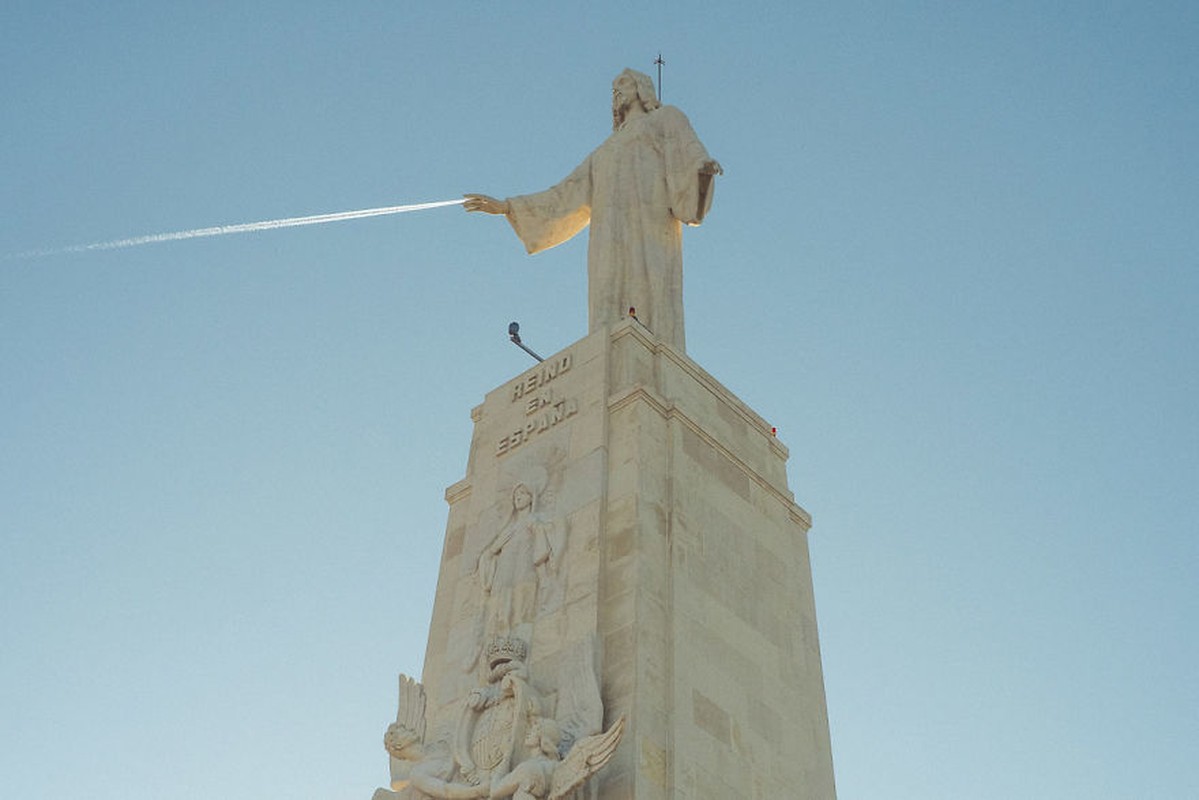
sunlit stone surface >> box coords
[373,321,836,799]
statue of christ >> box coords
[466,68,721,352]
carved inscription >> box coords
[496,398,579,456]
[498,353,579,457]
[511,354,573,400]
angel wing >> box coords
[548,714,626,800]
[384,673,427,761]
[552,637,604,754]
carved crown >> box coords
[486,635,528,666]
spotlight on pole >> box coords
[508,321,544,363]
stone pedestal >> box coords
[398,320,835,799]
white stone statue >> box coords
[466,68,721,351]
[378,636,625,800]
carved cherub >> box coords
[384,675,427,788]
[488,714,627,800]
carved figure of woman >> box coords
[477,482,556,634]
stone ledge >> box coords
[603,379,811,530]
[443,478,471,505]
[610,321,791,461]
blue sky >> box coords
[2,3,1196,798]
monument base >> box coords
[388,320,835,800]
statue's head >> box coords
[526,716,563,758]
[612,68,660,130]
[511,482,533,511]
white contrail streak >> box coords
[7,198,466,259]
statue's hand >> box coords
[464,193,511,215]
[700,159,723,176]
[468,684,501,710]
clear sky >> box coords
[2,3,1196,798]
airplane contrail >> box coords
[6,198,466,260]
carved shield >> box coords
[469,695,517,771]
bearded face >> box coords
[611,74,639,129]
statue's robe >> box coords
[505,106,716,351]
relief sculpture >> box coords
[477,480,556,634]
[464,455,568,673]
[378,636,625,800]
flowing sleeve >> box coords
[659,106,716,226]
[506,155,593,254]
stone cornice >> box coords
[605,382,811,531]
[444,478,472,505]
[609,322,791,462]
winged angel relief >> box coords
[377,636,625,800]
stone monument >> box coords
[372,69,836,800]
[464,68,722,353]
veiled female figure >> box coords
[477,483,555,634]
